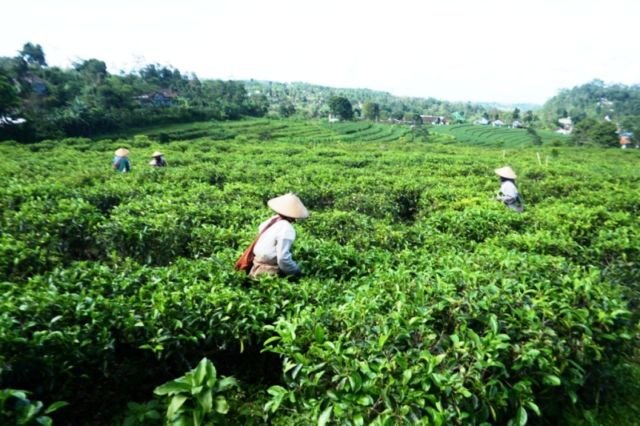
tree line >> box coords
[0,42,553,143]
[244,80,495,123]
[0,43,268,142]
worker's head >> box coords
[280,215,296,223]
[114,147,130,157]
[151,151,163,159]
[267,193,309,220]
[494,166,517,181]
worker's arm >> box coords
[275,238,301,276]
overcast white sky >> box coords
[1,0,638,104]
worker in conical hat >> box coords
[249,193,309,278]
[113,148,131,173]
[149,151,167,167]
[495,166,523,212]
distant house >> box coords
[328,114,340,123]
[619,131,633,149]
[135,89,178,107]
[558,117,572,127]
[557,117,573,134]
[492,120,505,127]
[474,117,489,125]
[511,120,522,128]
[420,115,446,125]
[598,97,613,107]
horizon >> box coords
[1,0,639,105]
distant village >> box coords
[330,96,636,149]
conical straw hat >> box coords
[495,166,517,179]
[268,193,309,219]
[151,151,163,157]
[114,148,130,157]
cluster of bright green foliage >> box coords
[151,358,238,426]
[0,389,67,426]
[0,118,638,425]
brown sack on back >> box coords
[234,216,282,273]
[234,241,258,272]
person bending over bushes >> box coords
[235,193,308,279]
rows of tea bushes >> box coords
[0,118,638,425]
[106,119,413,146]
[431,124,567,147]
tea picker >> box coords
[149,151,167,167]
[495,166,524,212]
[113,148,131,173]
[235,193,309,279]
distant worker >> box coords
[236,193,309,279]
[113,148,131,173]
[149,151,167,167]
[495,166,524,212]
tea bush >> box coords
[0,118,638,425]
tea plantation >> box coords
[0,119,638,425]
[431,124,566,147]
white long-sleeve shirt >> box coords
[252,215,300,274]
[497,180,519,204]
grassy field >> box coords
[0,118,638,425]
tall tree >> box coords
[74,59,108,82]
[278,101,296,118]
[572,118,618,147]
[328,96,353,120]
[20,42,47,67]
[362,101,380,120]
[523,110,535,125]
[247,94,269,117]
